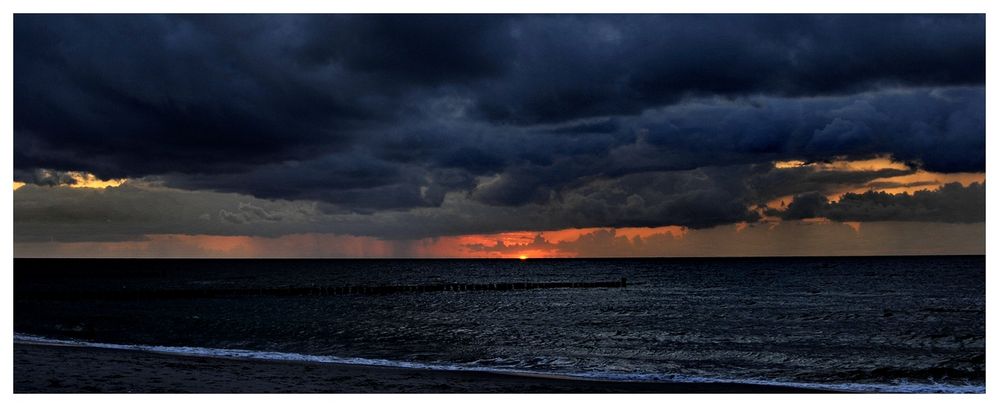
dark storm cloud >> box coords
[774,182,985,223]
[13,168,81,187]
[549,169,760,229]
[517,163,927,233]
[475,14,984,124]
[744,165,916,204]
[13,14,986,236]
[294,14,515,85]
[15,15,374,178]
[623,87,985,173]
[468,88,981,209]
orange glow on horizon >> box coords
[66,172,127,189]
[774,156,910,172]
[440,226,690,258]
[72,227,696,259]
[769,155,984,204]
[774,160,806,169]
[836,170,984,199]
[822,157,909,172]
[764,156,984,236]
[13,171,127,190]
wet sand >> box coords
[14,343,826,393]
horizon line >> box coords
[11,254,985,260]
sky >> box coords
[12,14,986,258]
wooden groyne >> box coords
[18,278,627,301]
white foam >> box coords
[14,333,984,393]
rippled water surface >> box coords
[14,257,985,392]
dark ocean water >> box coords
[13,257,985,392]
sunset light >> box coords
[10,12,986,395]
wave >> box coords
[14,333,984,394]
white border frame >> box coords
[2,2,993,406]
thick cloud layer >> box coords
[14,163,975,243]
[775,182,985,223]
[13,15,986,238]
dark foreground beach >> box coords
[14,343,821,393]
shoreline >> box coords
[13,342,828,393]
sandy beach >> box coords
[13,343,822,393]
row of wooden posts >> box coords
[20,278,627,301]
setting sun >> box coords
[9,13,986,395]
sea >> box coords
[13,256,985,393]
